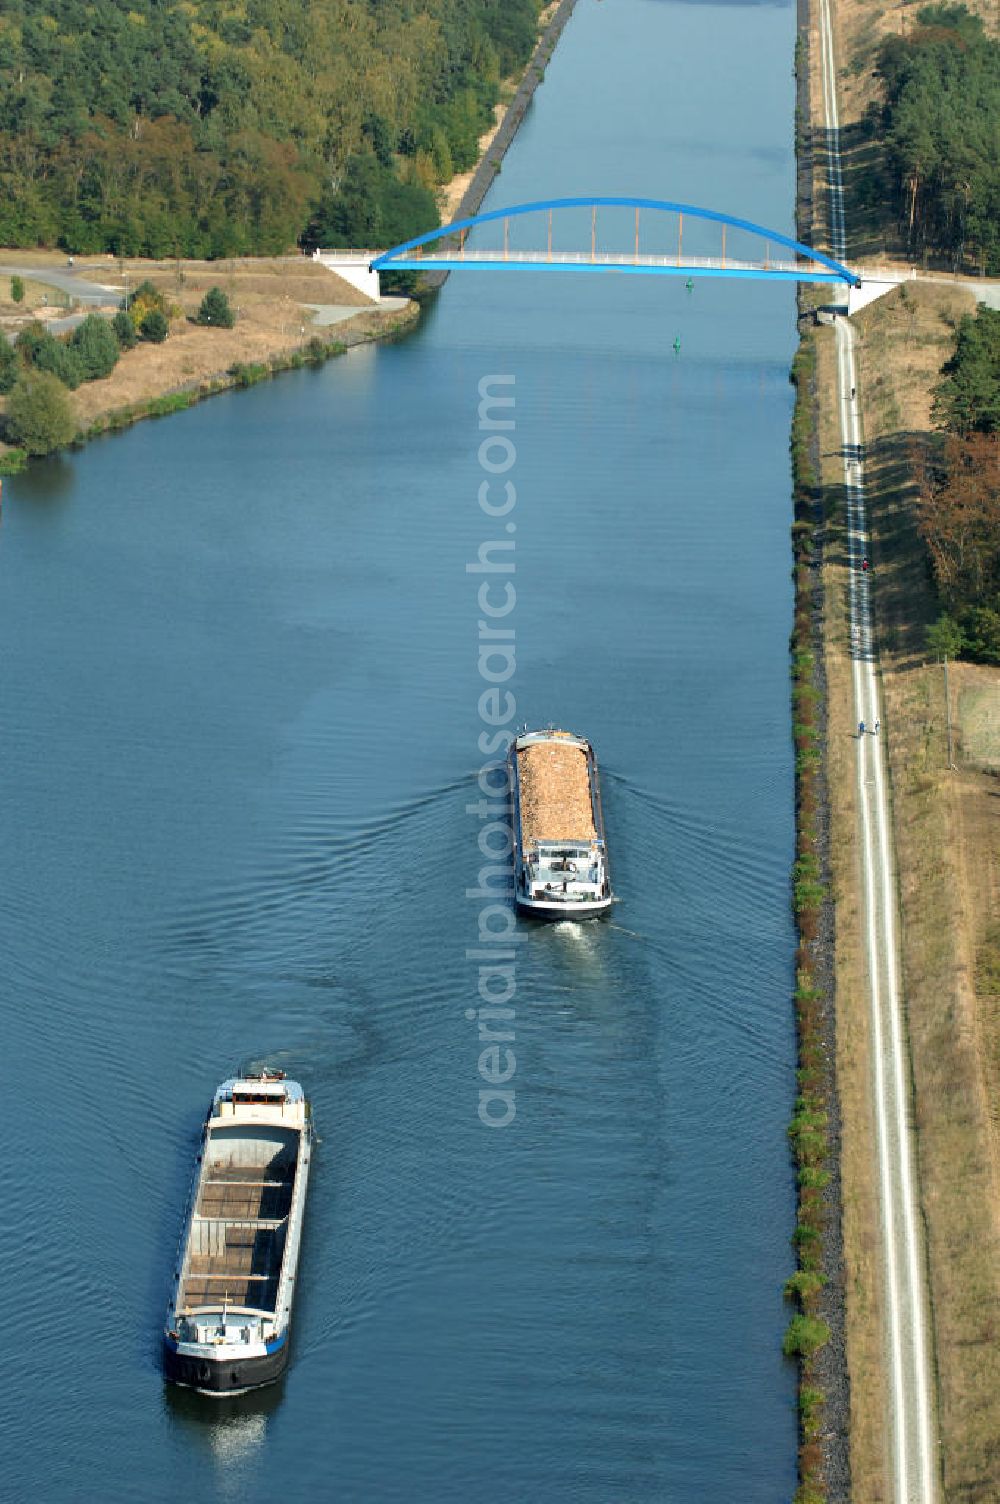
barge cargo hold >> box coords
[509,728,614,918]
[164,1071,313,1395]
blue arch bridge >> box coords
[313,196,897,313]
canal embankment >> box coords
[786,323,851,1504]
[796,0,1000,1496]
[784,8,851,1502]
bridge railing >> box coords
[312,249,384,262]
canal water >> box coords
[0,1,799,1498]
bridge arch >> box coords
[370,195,859,286]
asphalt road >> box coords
[0,261,119,332]
[0,261,117,306]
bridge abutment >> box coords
[847,269,914,317]
[312,251,382,302]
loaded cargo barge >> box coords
[509,728,613,918]
[164,1071,313,1395]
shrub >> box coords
[791,1128,827,1164]
[792,1220,822,1252]
[792,853,825,914]
[140,309,169,343]
[71,313,120,379]
[145,392,193,417]
[789,1098,828,1133]
[925,613,964,660]
[44,343,84,389]
[122,279,165,317]
[10,274,24,304]
[784,1269,827,1301]
[961,604,1000,664]
[14,321,50,363]
[798,1385,826,1439]
[15,322,85,387]
[782,1314,831,1358]
[228,361,269,387]
[5,371,76,455]
[195,286,235,328]
[0,332,17,393]
[34,337,85,389]
[112,310,137,350]
[0,447,28,474]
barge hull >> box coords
[515,894,612,918]
[163,1336,289,1395]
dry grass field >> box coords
[958,672,1000,776]
[853,282,973,434]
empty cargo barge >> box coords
[164,1071,313,1395]
[509,728,614,918]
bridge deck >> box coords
[380,250,850,283]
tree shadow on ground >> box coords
[811,120,898,262]
[821,429,941,670]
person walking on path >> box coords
[874,719,880,735]
[859,720,866,737]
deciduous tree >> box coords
[0,0,538,255]
[5,370,76,455]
